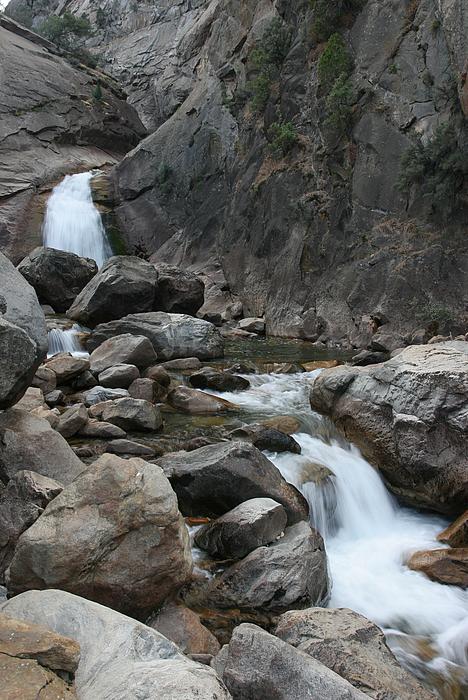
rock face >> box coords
[6,455,193,616]
[0,251,47,409]
[0,15,145,264]
[0,409,84,486]
[158,441,309,524]
[1,590,231,700]
[153,263,205,316]
[310,343,468,514]
[407,548,468,587]
[67,256,158,326]
[17,247,97,313]
[213,623,368,700]
[274,607,436,700]
[87,312,224,360]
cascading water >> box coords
[42,171,112,268]
[47,325,88,357]
[214,370,468,698]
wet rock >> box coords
[229,424,301,454]
[17,247,97,313]
[67,256,158,326]
[15,386,44,411]
[89,334,157,373]
[225,362,258,374]
[261,416,301,435]
[31,365,56,395]
[352,350,389,366]
[1,590,231,700]
[44,390,65,407]
[310,343,468,514]
[194,498,287,560]
[158,441,309,524]
[438,511,468,548]
[189,368,250,392]
[148,601,220,656]
[271,362,305,374]
[302,360,340,371]
[84,386,129,405]
[153,263,205,316]
[78,420,126,439]
[162,357,203,371]
[105,439,155,457]
[0,470,63,576]
[56,404,88,439]
[6,455,193,616]
[46,354,90,385]
[238,318,265,334]
[101,397,163,432]
[168,386,237,414]
[128,377,166,402]
[274,607,436,700]
[407,548,468,587]
[143,365,171,386]
[212,623,367,699]
[87,312,224,361]
[0,409,84,486]
[98,363,140,388]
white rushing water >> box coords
[215,371,468,696]
[43,171,112,267]
[47,325,88,357]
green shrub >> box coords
[324,72,354,134]
[248,18,291,112]
[310,0,365,42]
[318,33,352,93]
[269,121,298,157]
[38,11,91,51]
[397,123,468,217]
[93,82,103,101]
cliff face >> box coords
[4,0,468,345]
[0,15,145,263]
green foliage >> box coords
[397,123,468,217]
[318,33,352,93]
[248,18,291,113]
[93,82,103,101]
[5,3,33,27]
[38,11,91,50]
[324,72,354,134]
[310,0,365,42]
[268,121,298,157]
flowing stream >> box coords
[214,370,468,698]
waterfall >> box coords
[47,325,88,357]
[214,371,468,694]
[42,171,112,267]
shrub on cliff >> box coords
[318,33,353,93]
[324,72,355,134]
[248,18,291,112]
[38,11,91,50]
[269,121,298,157]
[310,0,366,42]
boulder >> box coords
[153,263,205,316]
[45,389,65,407]
[128,377,166,403]
[352,350,389,366]
[67,256,158,326]
[30,406,60,429]
[438,511,468,548]
[0,470,63,576]
[158,442,309,524]
[46,354,90,385]
[17,247,97,313]
[0,252,47,409]
[168,386,237,414]
[407,548,468,587]
[148,601,220,656]
[84,386,129,405]
[189,368,250,392]
[310,343,468,514]
[6,455,193,616]
[78,420,127,439]
[101,397,163,432]
[56,404,88,439]
[203,522,328,613]
[274,607,436,700]
[89,334,157,373]
[0,613,79,699]
[0,409,84,486]
[1,590,231,700]
[261,416,301,434]
[105,439,155,457]
[71,370,98,391]
[87,312,224,361]
[31,365,56,395]
[238,318,265,334]
[15,386,45,411]
[368,328,406,354]
[229,424,301,454]
[98,363,140,388]
[212,623,367,699]
[194,498,287,560]
[143,365,171,386]
[162,357,203,370]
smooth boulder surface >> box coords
[189,367,250,392]
[46,354,90,385]
[230,423,301,454]
[89,334,157,373]
[203,522,328,613]
[101,397,163,432]
[56,404,88,438]
[1,590,231,700]
[275,607,436,700]
[98,363,140,388]
[194,498,287,560]
[153,263,205,316]
[407,548,468,587]
[238,317,265,334]
[67,256,158,326]
[149,601,220,656]
[128,377,166,403]
[84,386,129,405]
[0,409,84,486]
[79,420,126,439]
[17,247,97,313]
[310,343,468,514]
[168,385,237,414]
[212,623,367,699]
[158,441,309,524]
[87,312,224,360]
[6,455,193,616]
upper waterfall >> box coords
[42,171,112,267]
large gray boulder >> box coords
[310,342,468,514]
[6,454,193,617]
[275,608,436,700]
[212,623,368,699]
[153,263,205,316]
[87,312,224,360]
[1,590,231,700]
[17,247,97,313]
[157,441,309,524]
[0,251,47,409]
[101,397,163,432]
[67,256,158,326]
[89,333,157,373]
[0,409,84,486]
